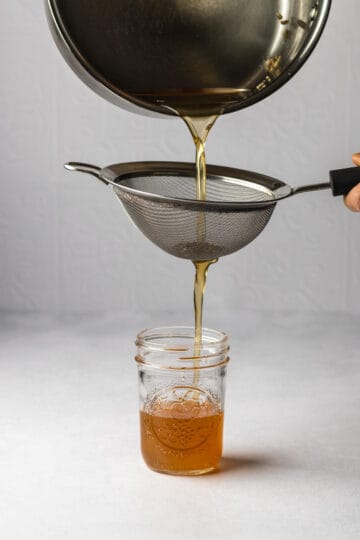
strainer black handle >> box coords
[294,167,360,197]
[329,167,360,196]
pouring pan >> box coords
[46,0,332,116]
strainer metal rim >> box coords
[100,161,293,210]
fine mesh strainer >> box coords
[65,161,360,261]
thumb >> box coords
[352,152,360,166]
[344,153,360,211]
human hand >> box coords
[344,153,360,211]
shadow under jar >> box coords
[135,327,229,476]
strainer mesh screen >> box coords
[113,173,275,260]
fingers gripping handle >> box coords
[330,167,360,196]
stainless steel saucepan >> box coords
[46,0,332,116]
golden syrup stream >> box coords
[182,115,218,382]
[158,106,222,383]
[182,114,217,200]
[193,259,217,368]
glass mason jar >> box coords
[135,326,229,476]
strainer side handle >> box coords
[292,182,331,196]
[64,162,110,186]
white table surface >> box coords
[1,311,359,540]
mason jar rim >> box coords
[135,326,229,370]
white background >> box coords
[1,3,360,539]
[0,0,359,321]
